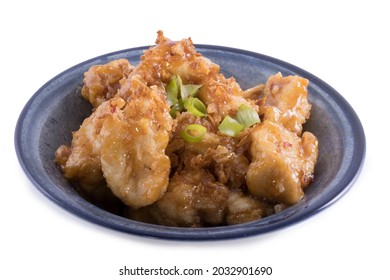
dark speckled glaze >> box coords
[14,45,365,240]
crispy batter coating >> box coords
[122,30,219,91]
[54,98,126,209]
[130,169,229,227]
[166,112,249,189]
[55,97,126,189]
[226,190,268,225]
[246,120,318,205]
[198,74,258,124]
[260,72,311,135]
[99,76,172,209]
[81,59,133,108]
[55,31,319,227]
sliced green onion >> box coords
[183,97,207,117]
[169,100,184,118]
[218,116,244,137]
[166,75,204,119]
[235,104,260,128]
[181,124,207,143]
[166,75,180,107]
[180,84,202,100]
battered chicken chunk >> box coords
[226,191,269,225]
[123,30,219,91]
[198,74,257,124]
[167,112,249,189]
[130,169,229,227]
[260,72,311,135]
[54,98,126,209]
[81,59,133,108]
[99,76,173,209]
[55,97,126,189]
[246,120,318,205]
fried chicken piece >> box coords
[246,120,318,205]
[117,31,252,126]
[81,59,133,108]
[55,31,320,228]
[57,72,172,210]
[198,74,257,124]
[166,111,220,168]
[226,191,268,225]
[166,112,249,188]
[208,145,250,188]
[178,141,249,189]
[119,31,219,96]
[99,76,173,209]
[136,32,257,125]
[55,97,126,189]
[260,73,311,135]
[131,169,229,227]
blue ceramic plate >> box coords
[15,45,365,240]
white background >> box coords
[1,0,388,279]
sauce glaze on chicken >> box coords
[55,31,318,227]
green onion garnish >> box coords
[181,124,207,143]
[166,75,180,107]
[235,104,260,128]
[181,84,203,100]
[218,116,244,137]
[183,97,207,117]
[165,75,203,118]
[169,100,184,118]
